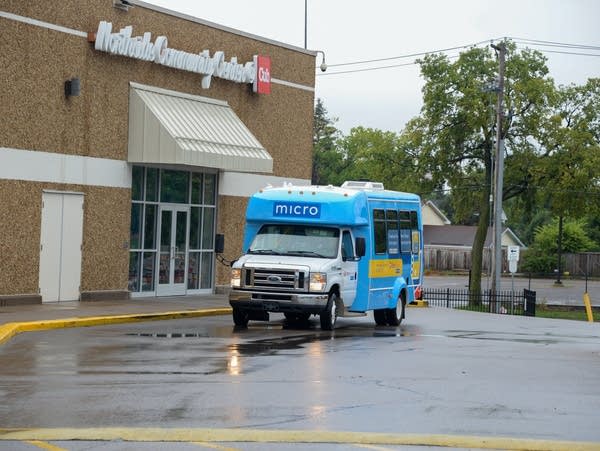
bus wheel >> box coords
[320,293,338,330]
[373,309,387,326]
[232,307,249,327]
[386,292,406,326]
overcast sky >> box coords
[144,0,600,134]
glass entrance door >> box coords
[157,206,189,296]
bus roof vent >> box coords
[341,180,385,191]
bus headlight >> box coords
[231,268,241,288]
[309,272,327,292]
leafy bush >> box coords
[520,248,559,273]
[521,218,594,273]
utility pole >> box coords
[490,42,506,297]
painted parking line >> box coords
[1,428,599,451]
[25,440,68,451]
[0,308,232,345]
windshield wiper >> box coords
[248,249,282,255]
[285,250,328,258]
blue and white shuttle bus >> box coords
[229,181,423,330]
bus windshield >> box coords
[249,224,340,259]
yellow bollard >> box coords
[583,293,594,322]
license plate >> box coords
[263,302,279,311]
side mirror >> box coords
[215,234,225,254]
[355,237,366,258]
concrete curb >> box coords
[0,427,598,450]
[0,308,232,345]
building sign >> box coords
[91,21,270,93]
[273,202,321,219]
[253,55,271,94]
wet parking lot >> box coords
[1,308,600,449]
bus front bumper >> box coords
[229,289,329,314]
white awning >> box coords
[128,83,273,173]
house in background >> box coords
[421,200,451,226]
[421,201,525,272]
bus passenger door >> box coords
[410,212,422,288]
[340,230,358,306]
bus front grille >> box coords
[243,268,306,291]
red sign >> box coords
[253,55,271,94]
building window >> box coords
[129,166,217,294]
[160,170,190,203]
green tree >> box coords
[406,42,555,299]
[531,79,600,273]
[312,98,342,185]
[503,78,600,247]
[534,79,600,216]
[333,127,421,192]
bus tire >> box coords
[373,309,387,326]
[386,291,406,326]
[232,307,249,327]
[320,292,338,330]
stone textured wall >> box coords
[1,2,314,180]
[215,195,249,286]
[1,2,315,297]
[0,180,129,295]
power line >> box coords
[317,60,424,76]
[317,37,600,76]
[506,37,600,51]
[326,40,491,68]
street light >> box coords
[316,50,327,72]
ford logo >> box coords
[267,275,282,283]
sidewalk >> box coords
[0,294,232,342]
[0,294,229,324]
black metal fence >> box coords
[423,288,536,316]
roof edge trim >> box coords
[129,82,229,107]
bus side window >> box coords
[386,209,399,255]
[410,210,420,254]
[373,209,386,254]
[399,210,411,253]
[342,231,355,261]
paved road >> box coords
[424,275,600,306]
[1,308,599,450]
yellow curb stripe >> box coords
[0,323,20,345]
[25,440,68,451]
[0,428,598,451]
[354,444,395,451]
[191,442,241,451]
[0,308,232,345]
